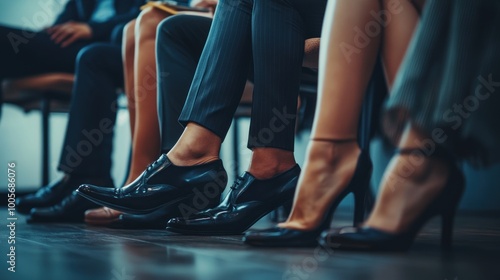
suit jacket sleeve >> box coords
[87,0,143,41]
[53,0,81,25]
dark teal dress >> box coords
[384,0,500,166]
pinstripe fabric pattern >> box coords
[156,15,213,152]
[178,0,327,151]
[384,0,500,166]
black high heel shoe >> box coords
[319,147,465,252]
[77,154,228,215]
[166,165,301,235]
[243,150,372,247]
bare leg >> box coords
[279,0,380,230]
[382,0,423,88]
[280,0,422,230]
[123,20,137,143]
[359,0,444,234]
[128,7,169,181]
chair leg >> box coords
[41,97,50,186]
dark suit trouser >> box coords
[57,43,123,178]
[179,0,327,151]
[0,25,89,116]
[156,15,213,152]
[0,25,88,77]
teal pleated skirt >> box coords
[384,0,500,166]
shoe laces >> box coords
[146,157,163,172]
[229,176,244,191]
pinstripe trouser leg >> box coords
[179,0,327,151]
[156,15,213,152]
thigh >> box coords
[158,15,213,60]
[75,43,124,92]
[0,25,87,75]
[0,25,44,76]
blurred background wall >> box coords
[0,0,66,30]
[0,0,132,190]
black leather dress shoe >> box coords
[166,165,301,235]
[104,192,221,229]
[106,196,213,229]
[28,192,100,223]
[28,178,115,223]
[77,154,228,215]
[106,213,166,229]
[16,175,102,215]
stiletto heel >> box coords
[282,199,293,214]
[244,145,373,247]
[320,147,465,252]
[364,187,375,216]
[353,188,367,226]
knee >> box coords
[137,7,167,39]
[157,15,190,45]
[155,15,188,59]
[76,43,111,69]
[110,23,126,46]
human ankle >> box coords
[395,153,450,184]
[308,140,360,166]
[247,148,296,179]
[167,124,221,166]
[248,162,295,180]
[168,140,220,166]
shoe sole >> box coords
[77,190,194,215]
[166,199,294,236]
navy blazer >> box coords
[54,0,144,41]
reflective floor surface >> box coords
[1,208,499,280]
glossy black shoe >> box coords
[166,165,301,235]
[319,148,465,252]
[77,154,228,215]
[107,196,221,229]
[107,213,168,229]
[16,175,104,215]
[243,150,372,247]
[28,193,99,223]
[28,178,114,223]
